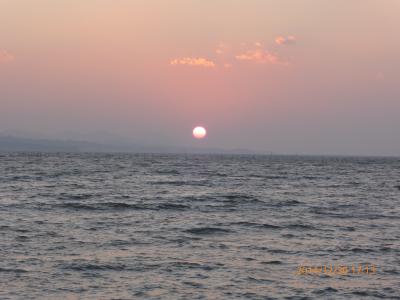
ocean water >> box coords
[0,153,399,299]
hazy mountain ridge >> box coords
[0,135,260,155]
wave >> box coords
[184,227,233,235]
[0,267,28,273]
[169,261,217,271]
[61,262,128,272]
[260,260,282,265]
[149,180,209,186]
[154,169,180,175]
[268,199,301,207]
[313,287,338,295]
[230,221,281,229]
[219,194,264,206]
[285,223,316,230]
[57,201,190,211]
[58,194,94,200]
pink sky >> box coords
[0,0,399,155]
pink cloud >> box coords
[215,43,228,55]
[235,49,281,64]
[170,57,216,68]
[275,35,296,45]
[0,50,15,64]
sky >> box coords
[0,0,399,155]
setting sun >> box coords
[193,126,206,139]
[1,1,398,299]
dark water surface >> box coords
[1,153,399,299]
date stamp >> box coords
[296,264,377,276]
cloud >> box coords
[235,49,281,64]
[215,43,228,55]
[170,57,215,68]
[275,35,296,45]
[171,39,293,69]
[0,50,15,64]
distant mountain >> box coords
[0,135,261,155]
[0,135,109,152]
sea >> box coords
[0,153,399,299]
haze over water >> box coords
[1,0,400,156]
[1,153,399,299]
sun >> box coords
[193,126,206,139]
